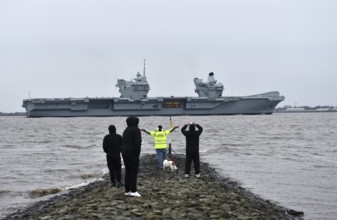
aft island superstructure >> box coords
[22,68,284,117]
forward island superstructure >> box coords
[22,66,284,117]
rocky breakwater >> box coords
[4,154,300,220]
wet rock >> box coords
[287,209,304,217]
[4,154,295,220]
[29,188,62,198]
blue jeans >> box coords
[156,149,167,168]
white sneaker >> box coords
[125,192,131,196]
[129,192,141,197]
[184,174,189,178]
[195,173,201,178]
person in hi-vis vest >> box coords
[141,125,179,169]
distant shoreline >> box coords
[274,110,337,113]
[0,112,25,116]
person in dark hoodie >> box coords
[122,117,142,197]
[103,125,123,187]
[181,122,203,178]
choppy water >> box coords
[0,113,336,219]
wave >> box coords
[28,168,108,198]
[79,173,101,180]
[64,177,104,190]
[60,144,98,149]
[199,148,208,154]
[0,190,11,196]
[61,144,83,149]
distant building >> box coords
[316,108,331,111]
[285,107,305,111]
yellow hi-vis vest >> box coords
[149,130,171,149]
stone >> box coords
[3,154,294,220]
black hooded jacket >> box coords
[181,124,203,154]
[103,125,122,158]
[122,117,142,157]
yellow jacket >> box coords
[149,129,172,149]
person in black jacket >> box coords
[103,125,123,187]
[181,122,203,178]
[122,117,142,197]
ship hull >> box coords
[22,92,284,117]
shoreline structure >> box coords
[4,154,301,219]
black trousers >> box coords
[106,155,122,183]
[185,153,200,175]
[122,155,139,193]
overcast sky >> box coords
[1,0,336,112]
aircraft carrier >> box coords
[22,68,285,117]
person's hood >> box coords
[126,116,139,126]
[189,124,196,132]
[108,125,116,134]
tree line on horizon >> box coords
[0,112,25,116]
[276,105,337,110]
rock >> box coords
[162,208,171,215]
[116,205,127,210]
[3,154,295,220]
[287,209,304,217]
[144,213,162,219]
[130,209,143,216]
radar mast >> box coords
[143,59,146,77]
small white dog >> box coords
[163,159,178,171]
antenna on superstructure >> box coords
[143,59,146,77]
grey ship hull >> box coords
[22,92,284,117]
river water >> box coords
[0,113,336,219]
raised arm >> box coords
[196,124,203,134]
[181,124,188,135]
[170,125,179,132]
[140,128,150,135]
